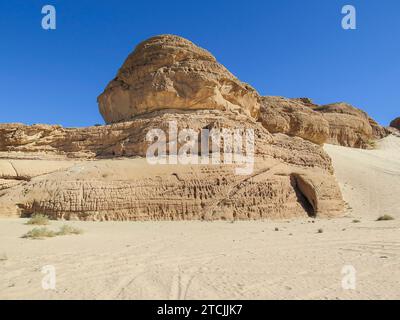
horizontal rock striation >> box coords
[0,111,343,220]
[2,158,343,221]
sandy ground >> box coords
[0,135,399,300]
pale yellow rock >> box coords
[0,111,344,220]
[1,157,343,221]
[259,98,388,148]
[259,96,329,145]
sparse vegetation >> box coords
[23,223,83,240]
[57,225,84,236]
[22,227,56,239]
[366,139,377,149]
[352,219,361,223]
[274,227,279,231]
[376,215,395,221]
[26,214,49,226]
[317,228,324,234]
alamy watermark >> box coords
[41,5,56,30]
[40,5,356,31]
[341,265,356,290]
[146,121,255,175]
[342,5,356,30]
[41,265,56,290]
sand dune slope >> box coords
[324,135,400,219]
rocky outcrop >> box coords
[388,117,400,137]
[390,117,400,130]
[312,103,388,148]
[259,96,329,145]
[98,35,260,123]
[259,97,388,149]
[0,110,329,165]
[0,35,345,221]
[0,110,344,220]
[1,158,343,221]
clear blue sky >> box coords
[1,0,399,127]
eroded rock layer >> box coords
[313,103,388,148]
[390,117,400,130]
[0,111,343,220]
[259,96,329,145]
[259,97,389,148]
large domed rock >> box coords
[98,35,260,123]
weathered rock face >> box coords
[0,110,344,220]
[0,34,346,221]
[98,35,260,123]
[0,158,343,221]
[259,97,388,148]
[313,103,388,148]
[369,117,389,140]
[390,117,400,130]
[259,96,329,145]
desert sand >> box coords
[0,135,399,300]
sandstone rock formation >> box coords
[0,109,344,220]
[98,35,260,123]
[388,117,400,137]
[0,35,345,221]
[259,96,329,145]
[312,103,388,148]
[390,117,400,130]
[259,98,388,149]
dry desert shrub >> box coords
[26,214,49,226]
[22,227,56,239]
[377,215,395,221]
[57,225,83,236]
[23,224,83,240]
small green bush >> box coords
[366,140,377,149]
[26,214,49,226]
[352,219,361,223]
[377,215,395,221]
[57,225,83,236]
[317,228,324,234]
[23,227,56,239]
